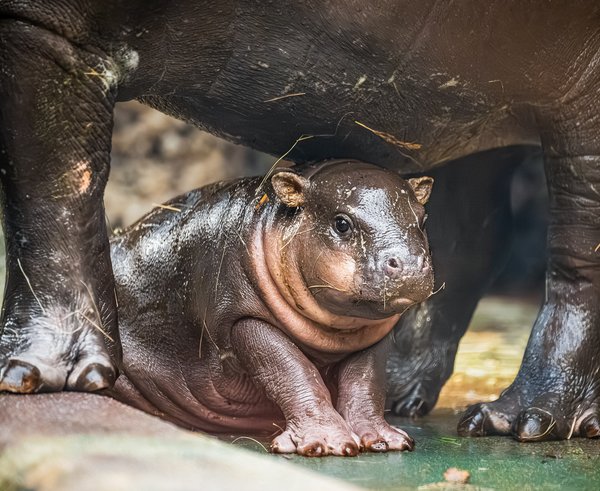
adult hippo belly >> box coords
[0,2,598,442]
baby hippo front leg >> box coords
[231,319,360,456]
[337,333,414,452]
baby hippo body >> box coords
[109,160,434,456]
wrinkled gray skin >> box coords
[0,1,599,442]
[110,161,434,455]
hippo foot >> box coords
[458,386,600,441]
[0,312,116,393]
[458,284,600,442]
[386,343,456,418]
[271,416,361,457]
[349,418,414,452]
[390,380,443,419]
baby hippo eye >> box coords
[334,215,353,235]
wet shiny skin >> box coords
[108,161,433,455]
[1,0,599,445]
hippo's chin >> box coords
[322,295,419,321]
[366,297,421,318]
[386,297,419,311]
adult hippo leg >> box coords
[231,318,360,456]
[459,110,600,440]
[0,22,120,392]
[387,147,530,417]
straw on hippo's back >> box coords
[108,161,434,456]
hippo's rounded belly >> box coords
[112,348,285,433]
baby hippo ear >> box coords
[408,176,434,205]
[271,171,310,208]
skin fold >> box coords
[109,161,434,455]
[0,1,598,441]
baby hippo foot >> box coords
[271,415,361,457]
[0,306,117,393]
[349,418,414,452]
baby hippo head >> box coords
[270,160,434,321]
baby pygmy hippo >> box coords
[109,160,434,456]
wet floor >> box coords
[0,240,597,490]
[231,297,600,490]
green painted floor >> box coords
[229,297,600,490]
[233,411,600,490]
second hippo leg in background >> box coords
[387,146,536,416]
[459,100,600,441]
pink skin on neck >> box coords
[249,219,400,354]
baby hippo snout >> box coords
[376,249,434,311]
[383,254,430,280]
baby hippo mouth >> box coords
[355,253,435,318]
[318,274,434,321]
[309,250,434,322]
[357,289,429,317]
[386,296,419,309]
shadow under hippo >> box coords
[0,2,599,442]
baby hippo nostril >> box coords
[384,257,404,278]
[388,257,401,269]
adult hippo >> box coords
[0,1,598,442]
